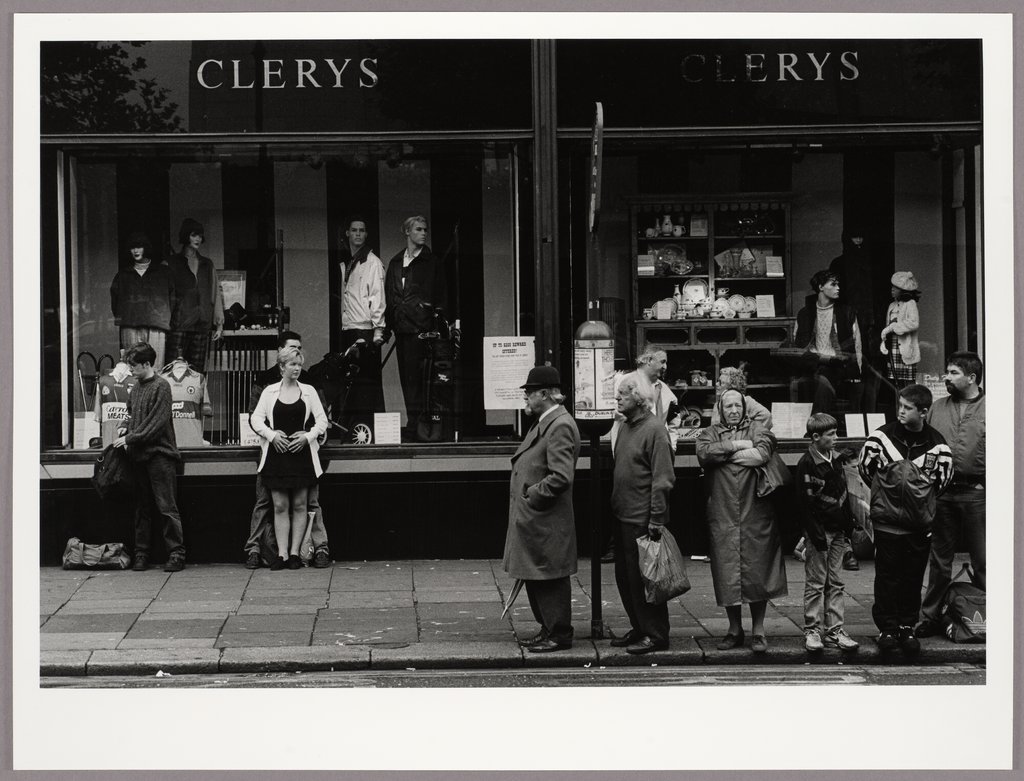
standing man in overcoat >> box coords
[502,366,581,653]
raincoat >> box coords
[696,398,788,606]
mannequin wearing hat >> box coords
[880,271,921,389]
[110,230,175,368]
[166,218,224,373]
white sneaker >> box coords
[804,630,824,652]
[825,629,860,651]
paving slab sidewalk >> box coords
[38,557,985,677]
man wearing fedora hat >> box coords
[502,365,581,652]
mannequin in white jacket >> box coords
[250,346,329,570]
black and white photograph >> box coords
[12,9,1015,773]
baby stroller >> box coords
[307,340,373,444]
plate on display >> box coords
[727,294,747,312]
[681,278,709,304]
[744,296,757,313]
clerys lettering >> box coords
[681,51,859,83]
[196,57,380,90]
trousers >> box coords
[132,454,185,559]
[803,529,848,634]
[524,577,573,644]
[920,487,986,622]
[872,529,930,633]
[395,333,428,429]
[614,521,670,644]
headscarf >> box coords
[716,389,748,431]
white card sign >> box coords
[755,294,776,318]
[374,413,402,445]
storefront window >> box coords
[47,140,527,449]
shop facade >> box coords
[38,38,983,563]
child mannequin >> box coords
[880,271,921,390]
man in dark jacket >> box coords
[858,384,952,655]
[383,215,447,440]
[502,366,581,653]
[114,342,185,572]
[792,269,863,415]
[917,351,986,636]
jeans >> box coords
[920,487,986,622]
[803,529,847,634]
[614,521,670,644]
[872,529,930,633]
[132,454,185,559]
[243,475,328,561]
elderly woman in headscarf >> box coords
[696,389,788,653]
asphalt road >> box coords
[42,663,985,688]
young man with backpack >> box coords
[858,384,952,655]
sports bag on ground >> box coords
[942,563,985,644]
[61,538,132,570]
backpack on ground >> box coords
[942,563,985,644]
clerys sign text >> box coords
[681,50,860,83]
[195,57,380,90]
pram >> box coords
[307,340,374,444]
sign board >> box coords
[573,340,616,421]
[219,271,247,310]
[373,413,402,445]
[769,402,813,439]
[483,337,536,410]
[238,414,261,446]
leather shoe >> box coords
[287,554,302,570]
[518,630,548,648]
[842,551,860,571]
[526,638,572,653]
[716,631,745,651]
[244,552,262,569]
[751,634,769,653]
[626,636,668,655]
[610,629,643,648]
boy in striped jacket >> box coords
[858,384,952,655]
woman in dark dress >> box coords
[251,346,329,570]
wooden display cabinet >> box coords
[628,193,796,418]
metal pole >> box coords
[589,431,605,639]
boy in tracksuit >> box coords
[794,413,859,652]
[858,384,953,655]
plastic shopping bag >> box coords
[637,527,691,604]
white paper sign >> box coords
[769,402,813,439]
[865,413,887,433]
[373,413,402,445]
[844,413,866,438]
[238,414,261,447]
[73,414,99,450]
[484,337,536,410]
[755,294,776,318]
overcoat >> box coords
[502,405,581,580]
[696,418,788,606]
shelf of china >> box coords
[635,317,796,352]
